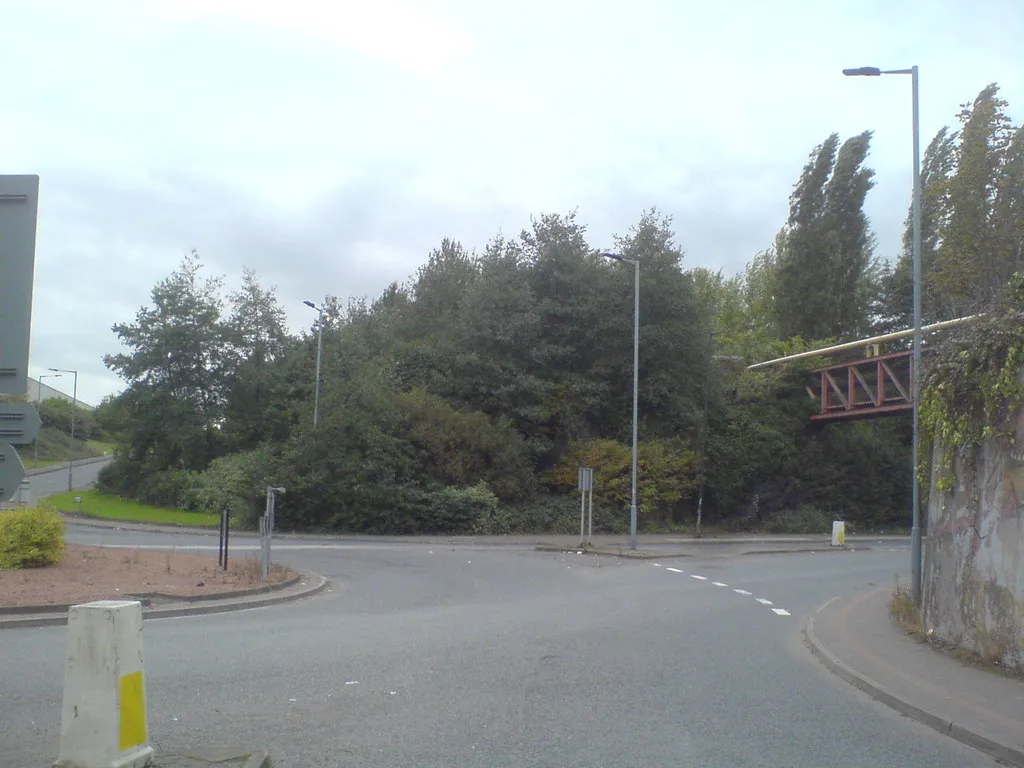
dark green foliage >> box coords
[774,132,877,342]
[37,398,101,440]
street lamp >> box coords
[695,341,744,538]
[303,301,324,430]
[843,64,923,603]
[603,252,640,550]
[34,373,62,461]
[48,367,79,493]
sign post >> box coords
[577,467,594,546]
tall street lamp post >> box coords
[843,64,923,603]
[303,301,324,430]
[34,373,62,461]
[603,253,640,550]
[48,367,79,493]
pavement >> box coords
[806,584,1024,767]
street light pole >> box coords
[303,301,324,430]
[843,64,923,604]
[603,253,640,550]
[34,373,62,461]
[48,367,78,493]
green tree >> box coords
[878,126,958,331]
[102,251,230,500]
[222,268,292,450]
[774,133,877,341]
[933,84,1016,312]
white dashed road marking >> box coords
[650,564,788,617]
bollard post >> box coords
[56,601,154,768]
[831,520,847,548]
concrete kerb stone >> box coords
[0,571,329,631]
[804,596,1024,768]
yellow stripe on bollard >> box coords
[119,671,147,750]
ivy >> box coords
[919,274,1024,493]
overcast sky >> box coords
[4,0,1022,406]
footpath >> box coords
[806,585,1024,766]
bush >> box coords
[0,506,65,569]
[183,447,275,529]
[546,438,699,528]
[762,505,833,534]
[424,482,500,534]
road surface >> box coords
[0,527,997,768]
[24,457,112,498]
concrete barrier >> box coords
[55,601,154,768]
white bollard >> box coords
[831,520,847,548]
[56,601,154,768]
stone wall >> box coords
[923,407,1024,669]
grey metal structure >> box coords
[843,65,923,603]
[0,175,40,396]
[603,253,640,550]
[303,301,325,430]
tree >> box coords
[103,251,231,497]
[878,126,958,332]
[222,268,292,450]
[774,133,877,341]
[933,84,1016,312]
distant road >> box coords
[26,456,113,498]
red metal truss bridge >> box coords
[807,349,912,422]
[746,316,979,424]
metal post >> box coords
[68,371,78,493]
[910,64,923,605]
[696,331,714,537]
[223,508,229,570]
[34,373,60,461]
[580,473,586,542]
[313,319,323,430]
[305,301,324,430]
[587,479,593,545]
[261,487,272,582]
[629,259,639,550]
[842,64,924,604]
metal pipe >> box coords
[746,315,978,370]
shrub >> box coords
[426,481,500,534]
[0,506,65,569]
[546,438,699,528]
[762,504,833,534]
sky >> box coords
[2,0,1022,407]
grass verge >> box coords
[46,490,218,528]
[889,579,925,640]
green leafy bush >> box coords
[547,438,699,529]
[762,505,832,534]
[0,506,65,570]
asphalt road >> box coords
[24,457,112,498]
[0,528,997,768]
